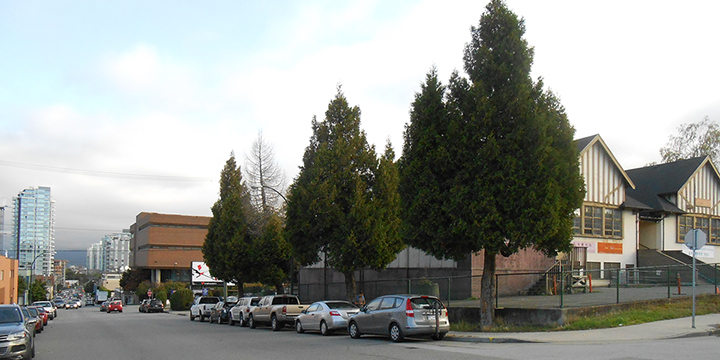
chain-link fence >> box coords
[297,263,720,309]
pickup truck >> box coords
[248,295,307,331]
[189,296,221,322]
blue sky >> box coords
[2,0,720,251]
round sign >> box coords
[684,229,707,250]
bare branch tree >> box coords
[660,116,720,164]
[244,131,287,213]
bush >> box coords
[170,288,194,310]
[156,290,168,305]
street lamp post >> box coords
[250,185,295,295]
[26,252,45,304]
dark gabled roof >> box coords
[575,134,597,153]
[625,156,708,213]
[621,194,653,211]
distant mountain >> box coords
[54,250,86,267]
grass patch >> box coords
[451,294,720,332]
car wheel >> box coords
[217,316,222,324]
[271,315,280,331]
[349,322,361,339]
[190,314,194,321]
[389,323,404,342]
[249,315,256,329]
[431,332,445,341]
[238,316,245,327]
[229,318,235,326]
[199,315,205,322]
[320,321,330,336]
[295,320,304,334]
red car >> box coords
[27,306,44,333]
[107,300,123,313]
[35,306,49,326]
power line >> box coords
[0,160,214,182]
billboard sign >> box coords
[191,261,223,285]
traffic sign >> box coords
[684,229,707,250]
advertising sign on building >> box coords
[191,261,222,285]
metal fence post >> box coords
[447,277,451,307]
[616,268,620,304]
[407,278,411,294]
[667,265,671,299]
[495,273,499,309]
[560,269,564,309]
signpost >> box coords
[684,229,707,329]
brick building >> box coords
[129,213,211,284]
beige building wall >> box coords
[0,256,19,304]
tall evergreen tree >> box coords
[203,153,253,293]
[399,0,584,327]
[286,87,403,301]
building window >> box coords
[575,205,622,239]
[679,215,720,245]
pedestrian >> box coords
[356,291,366,307]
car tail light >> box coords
[329,311,341,317]
[405,300,414,318]
[282,306,287,315]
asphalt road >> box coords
[35,305,719,360]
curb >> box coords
[445,334,538,344]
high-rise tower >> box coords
[11,186,55,276]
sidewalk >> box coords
[445,313,720,344]
[165,309,719,344]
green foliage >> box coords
[120,268,151,292]
[30,279,47,302]
[17,277,27,295]
[170,288,194,311]
[135,280,152,301]
[83,281,95,294]
[399,0,584,327]
[251,212,291,293]
[286,87,404,301]
[156,290,168,305]
[660,116,720,164]
[203,154,254,289]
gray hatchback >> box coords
[347,295,449,342]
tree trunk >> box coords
[275,282,285,295]
[344,271,357,303]
[480,250,496,329]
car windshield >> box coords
[326,301,358,310]
[27,308,38,316]
[0,308,22,323]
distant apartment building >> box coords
[86,242,103,271]
[86,232,131,273]
[129,212,210,283]
[11,186,55,277]
[103,232,131,273]
[53,259,68,286]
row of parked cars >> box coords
[99,300,123,313]
[188,293,449,342]
[0,299,69,359]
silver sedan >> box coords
[295,301,360,336]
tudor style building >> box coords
[626,156,720,265]
[572,135,643,281]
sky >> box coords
[2,0,720,252]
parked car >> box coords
[248,294,307,331]
[209,301,235,324]
[19,307,37,338]
[0,304,35,359]
[347,295,449,342]
[295,300,360,336]
[35,306,49,326]
[138,299,150,312]
[140,299,164,313]
[32,300,56,320]
[99,301,110,312]
[107,300,123,313]
[26,306,44,333]
[189,296,220,322]
[229,296,262,326]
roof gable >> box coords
[575,134,635,190]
